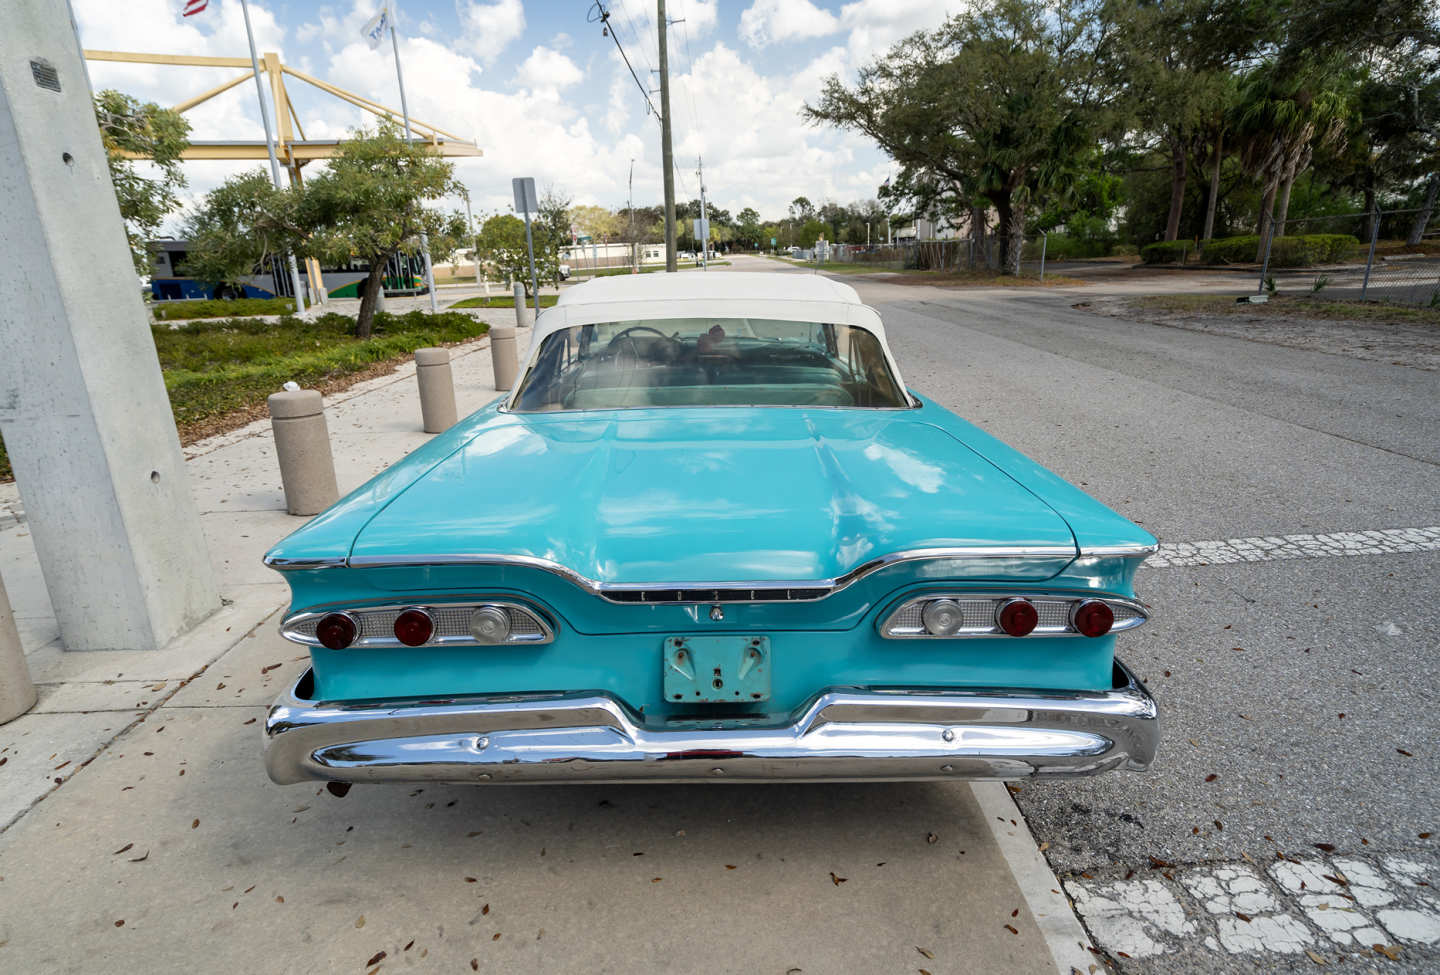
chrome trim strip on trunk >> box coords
[264,546,1082,604]
[263,660,1158,785]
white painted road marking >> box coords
[1145,526,1440,568]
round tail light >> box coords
[469,605,512,644]
[315,613,357,650]
[921,598,964,636]
[1072,599,1115,638]
[393,608,434,646]
[996,598,1038,637]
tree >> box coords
[184,170,300,296]
[187,123,466,338]
[94,90,191,272]
[300,124,466,337]
[806,0,1118,271]
[788,197,815,221]
[569,204,622,241]
[476,214,559,297]
[536,187,572,285]
[736,207,763,248]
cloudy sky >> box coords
[74,0,960,226]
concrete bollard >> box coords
[513,282,535,328]
[0,572,37,725]
[490,327,519,391]
[414,347,458,433]
[267,389,340,516]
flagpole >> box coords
[240,0,307,311]
[388,12,439,313]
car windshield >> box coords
[510,318,909,412]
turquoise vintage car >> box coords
[263,272,1158,786]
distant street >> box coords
[740,253,1440,972]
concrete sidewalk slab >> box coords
[0,698,1058,974]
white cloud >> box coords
[838,0,958,65]
[458,0,527,62]
[677,0,718,36]
[516,46,584,94]
[738,0,839,49]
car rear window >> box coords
[510,318,909,412]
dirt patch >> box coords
[1079,294,1440,371]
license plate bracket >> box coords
[663,636,770,704]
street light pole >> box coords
[697,155,708,271]
[241,0,306,311]
[388,18,439,313]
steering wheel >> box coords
[608,325,675,345]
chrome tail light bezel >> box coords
[282,599,555,649]
[878,591,1148,639]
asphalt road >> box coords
[817,265,1440,973]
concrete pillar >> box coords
[414,347,457,433]
[0,5,220,651]
[513,282,536,328]
[0,573,37,725]
[267,390,339,516]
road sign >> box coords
[771,237,777,246]
[511,177,538,214]
[692,218,710,242]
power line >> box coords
[588,1,662,126]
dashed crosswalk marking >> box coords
[1066,853,1440,962]
[1145,526,1440,569]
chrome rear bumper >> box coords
[264,661,1158,785]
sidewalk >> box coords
[0,308,1092,974]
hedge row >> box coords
[1201,234,1359,266]
[151,296,299,320]
[1140,234,1362,267]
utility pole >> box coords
[241,0,306,311]
[628,158,638,272]
[657,0,677,272]
[697,155,708,270]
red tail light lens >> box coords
[315,613,357,650]
[996,598,1038,637]
[393,608,434,646]
[1072,599,1115,638]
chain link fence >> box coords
[1249,208,1438,305]
[824,237,1056,279]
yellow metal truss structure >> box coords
[83,49,482,169]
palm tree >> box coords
[1234,66,1351,261]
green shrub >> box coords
[1140,241,1192,264]
[153,311,487,430]
[151,297,298,320]
[1201,234,1359,266]
[1023,235,1115,260]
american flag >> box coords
[182,0,208,16]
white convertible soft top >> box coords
[514,271,907,397]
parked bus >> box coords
[147,240,428,302]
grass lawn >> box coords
[572,261,730,277]
[1131,293,1440,324]
[763,256,1085,286]
[0,309,488,481]
[151,297,300,321]
[449,294,559,309]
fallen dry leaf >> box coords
[1305,948,1327,965]
[1397,749,1413,757]
[1420,832,1432,840]
[1313,843,1337,852]
[129,851,148,863]
[261,663,283,674]
[491,933,500,942]
[1011,908,1019,918]
[829,872,847,886]
[1235,912,1252,923]
[190,819,199,830]
[355,915,365,928]
[1204,774,1218,782]
[465,877,477,883]
[925,832,938,844]
[365,951,385,967]
[470,961,478,971]
[1373,944,1402,961]
[725,865,736,870]
[1004,924,1018,935]
[916,946,934,959]
[651,877,662,883]
[403,940,414,951]
[114,920,124,928]
[112,843,133,855]
[482,904,490,916]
